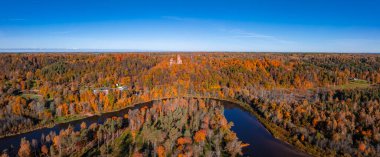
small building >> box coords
[349,77,359,81]
[117,86,128,91]
[93,88,109,95]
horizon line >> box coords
[0,48,379,54]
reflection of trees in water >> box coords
[112,98,245,157]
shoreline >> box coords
[0,98,149,139]
[0,95,316,156]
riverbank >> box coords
[0,95,318,156]
[0,99,147,139]
[219,98,336,157]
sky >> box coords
[0,0,380,52]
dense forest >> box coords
[1,53,380,156]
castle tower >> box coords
[169,58,174,66]
[177,55,182,64]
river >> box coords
[0,99,309,157]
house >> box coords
[117,86,128,91]
[349,77,359,81]
[93,88,109,95]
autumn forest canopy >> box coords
[1,53,380,157]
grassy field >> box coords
[52,115,87,124]
[21,93,42,99]
[333,79,371,90]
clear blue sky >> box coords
[0,0,379,52]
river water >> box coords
[0,99,309,157]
